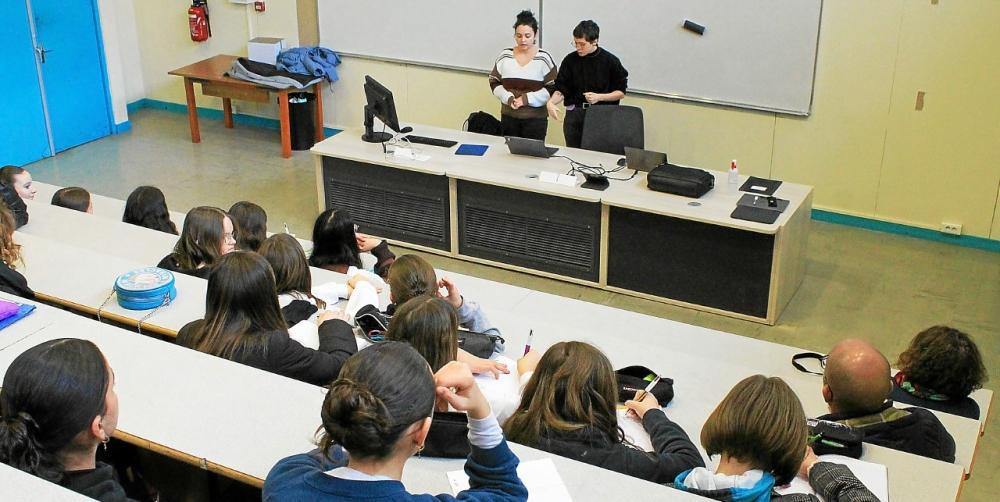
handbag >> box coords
[647,163,714,198]
[457,328,504,359]
[807,418,864,458]
[421,411,471,458]
[463,111,502,136]
[114,267,176,310]
[615,365,674,405]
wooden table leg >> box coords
[183,78,201,143]
[278,91,291,158]
[222,98,234,128]
[313,82,325,142]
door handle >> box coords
[35,45,53,64]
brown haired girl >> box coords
[0,201,32,298]
[674,375,878,501]
[157,206,236,279]
[504,341,703,483]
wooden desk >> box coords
[168,54,324,159]
[312,124,812,324]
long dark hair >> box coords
[228,201,267,252]
[320,342,435,460]
[0,338,110,482]
[504,341,624,447]
[258,233,326,310]
[387,254,438,306]
[189,252,287,359]
[309,209,362,270]
[50,187,91,213]
[172,206,228,270]
[386,296,458,372]
[123,186,177,235]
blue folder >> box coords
[455,144,489,156]
[0,303,36,330]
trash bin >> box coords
[288,92,316,151]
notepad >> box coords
[616,408,654,451]
[0,302,36,330]
[447,458,572,501]
[774,455,888,502]
[455,144,489,156]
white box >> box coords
[248,37,286,66]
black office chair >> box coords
[579,105,644,155]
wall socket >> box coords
[940,222,962,235]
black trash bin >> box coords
[288,92,316,150]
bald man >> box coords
[817,339,956,463]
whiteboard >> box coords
[540,0,823,115]
[318,0,541,72]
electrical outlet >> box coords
[940,222,962,235]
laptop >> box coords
[505,136,559,158]
[624,146,668,172]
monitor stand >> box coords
[361,106,392,143]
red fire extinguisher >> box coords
[189,0,211,42]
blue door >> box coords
[1,0,51,166]
[31,0,113,152]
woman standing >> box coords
[488,11,558,141]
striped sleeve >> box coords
[489,49,514,105]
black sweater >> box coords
[817,402,956,463]
[156,253,212,279]
[530,409,703,483]
[889,382,980,420]
[176,318,357,386]
[60,462,136,502]
[554,47,629,107]
[0,263,33,299]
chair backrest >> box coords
[580,105,644,155]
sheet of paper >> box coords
[774,454,888,502]
[556,174,578,187]
[616,408,654,452]
[447,458,572,501]
[474,355,521,423]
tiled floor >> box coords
[27,109,1000,501]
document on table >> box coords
[474,355,521,423]
[774,454,888,502]
[447,458,572,501]
[616,408,654,451]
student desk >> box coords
[0,462,98,501]
[168,54,324,159]
[312,125,812,325]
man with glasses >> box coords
[545,20,629,148]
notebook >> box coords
[0,302,36,330]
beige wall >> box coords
[128,0,1000,240]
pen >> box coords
[523,329,534,355]
[634,376,661,403]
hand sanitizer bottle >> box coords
[728,160,739,192]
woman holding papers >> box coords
[488,10,558,141]
[177,252,357,386]
[263,342,528,501]
[310,208,395,280]
[0,339,132,501]
[504,341,703,483]
[673,375,878,501]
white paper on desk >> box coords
[774,454,888,502]
[474,356,521,423]
[447,458,572,501]
[556,174,578,187]
[616,408,654,452]
[539,171,560,184]
[393,147,430,162]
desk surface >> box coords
[0,462,97,501]
[312,124,813,234]
[167,54,255,86]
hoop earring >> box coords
[101,435,110,451]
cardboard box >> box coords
[248,37,286,66]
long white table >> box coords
[0,295,709,501]
[313,125,812,325]
[0,462,98,501]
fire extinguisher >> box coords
[189,0,211,42]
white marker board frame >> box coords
[318,0,823,116]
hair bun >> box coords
[321,379,394,457]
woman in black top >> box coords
[545,20,629,148]
[228,201,267,252]
[309,208,395,279]
[0,201,32,298]
[176,251,357,386]
[157,206,236,279]
[123,186,178,235]
[0,338,134,502]
[503,341,703,482]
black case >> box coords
[647,163,715,198]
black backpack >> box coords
[464,111,502,136]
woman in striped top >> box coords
[488,10,558,141]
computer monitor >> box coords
[362,75,405,143]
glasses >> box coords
[791,352,827,376]
[223,231,238,243]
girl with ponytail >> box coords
[0,338,131,501]
[264,342,528,501]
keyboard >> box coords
[402,135,458,148]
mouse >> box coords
[617,157,627,167]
